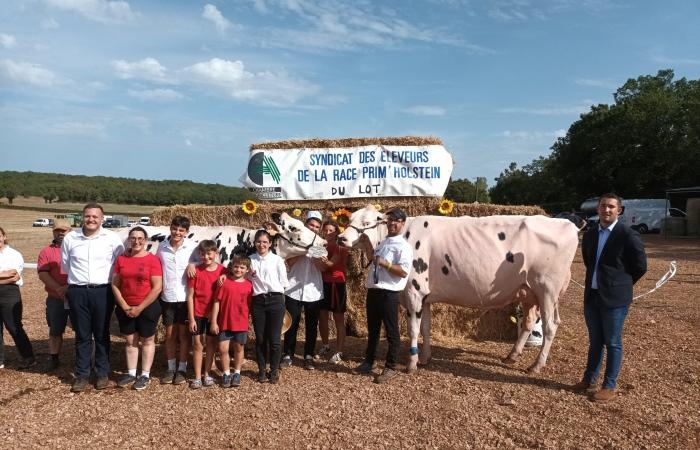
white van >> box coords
[139,216,151,226]
[584,198,686,233]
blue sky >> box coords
[2,0,699,188]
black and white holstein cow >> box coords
[338,205,579,375]
[117,212,325,262]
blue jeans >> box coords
[583,292,629,389]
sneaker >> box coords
[0,362,4,369]
[190,379,202,389]
[280,355,292,368]
[329,352,343,364]
[232,373,241,387]
[303,356,315,371]
[352,361,377,375]
[173,371,187,385]
[269,370,280,384]
[44,358,60,372]
[117,374,136,387]
[221,374,232,388]
[95,376,110,390]
[19,358,36,370]
[71,378,88,393]
[133,375,150,391]
[203,375,215,387]
[160,370,175,384]
[374,367,398,384]
[257,371,268,383]
[318,344,331,358]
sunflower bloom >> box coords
[242,199,258,215]
[438,199,454,215]
[292,208,302,217]
[332,208,352,228]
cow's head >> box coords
[337,205,387,253]
[267,212,326,259]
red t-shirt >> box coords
[37,243,68,298]
[188,263,227,317]
[215,278,252,332]
[322,242,348,283]
[114,253,163,306]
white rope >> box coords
[568,261,677,300]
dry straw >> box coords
[152,199,546,341]
[250,136,443,150]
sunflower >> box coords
[292,208,302,218]
[374,203,382,211]
[242,199,258,215]
[438,199,454,215]
[332,208,352,228]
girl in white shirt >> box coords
[0,226,35,368]
[248,229,288,384]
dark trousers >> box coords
[67,285,114,379]
[365,288,400,369]
[251,293,285,373]
[0,285,34,364]
[283,297,320,359]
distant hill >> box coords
[0,171,248,206]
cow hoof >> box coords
[406,365,418,375]
[526,365,542,375]
[418,357,431,367]
[502,355,518,365]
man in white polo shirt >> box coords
[62,203,124,392]
[353,207,412,384]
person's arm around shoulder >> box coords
[624,228,647,284]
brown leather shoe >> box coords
[592,388,616,402]
[95,376,110,390]
[71,378,88,393]
[571,381,598,394]
[374,367,398,384]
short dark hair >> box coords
[229,255,251,270]
[197,239,218,254]
[305,217,322,226]
[128,226,148,239]
[385,207,407,222]
[170,215,191,230]
[254,229,272,242]
[321,220,340,234]
[598,193,622,207]
[83,202,104,213]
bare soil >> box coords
[0,212,698,449]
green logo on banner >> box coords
[247,152,281,185]
[261,155,281,184]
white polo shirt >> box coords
[285,256,323,302]
[157,237,199,303]
[0,245,24,287]
[249,252,288,296]
[367,235,413,291]
[61,227,124,285]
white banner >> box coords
[239,145,454,200]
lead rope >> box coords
[569,260,677,300]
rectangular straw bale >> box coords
[250,136,443,150]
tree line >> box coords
[489,69,700,211]
[0,171,249,206]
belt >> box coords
[69,283,110,289]
[253,292,282,298]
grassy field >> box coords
[0,196,157,216]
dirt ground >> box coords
[1,209,699,449]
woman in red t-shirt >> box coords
[318,220,349,364]
[112,227,163,390]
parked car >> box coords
[33,218,52,227]
[127,220,137,227]
[139,216,151,226]
[102,218,122,228]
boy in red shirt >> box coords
[187,240,226,389]
[210,256,253,388]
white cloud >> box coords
[0,33,17,49]
[401,105,446,116]
[499,129,566,140]
[185,139,193,147]
[41,18,60,29]
[496,103,590,116]
[111,57,173,83]
[0,59,57,87]
[45,0,136,24]
[44,120,106,136]
[651,55,700,66]
[183,58,319,106]
[128,88,185,101]
[574,77,618,89]
[246,0,491,53]
[202,4,232,33]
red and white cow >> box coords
[117,212,325,262]
[338,205,579,374]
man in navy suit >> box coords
[574,193,647,402]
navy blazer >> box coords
[582,221,647,308]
